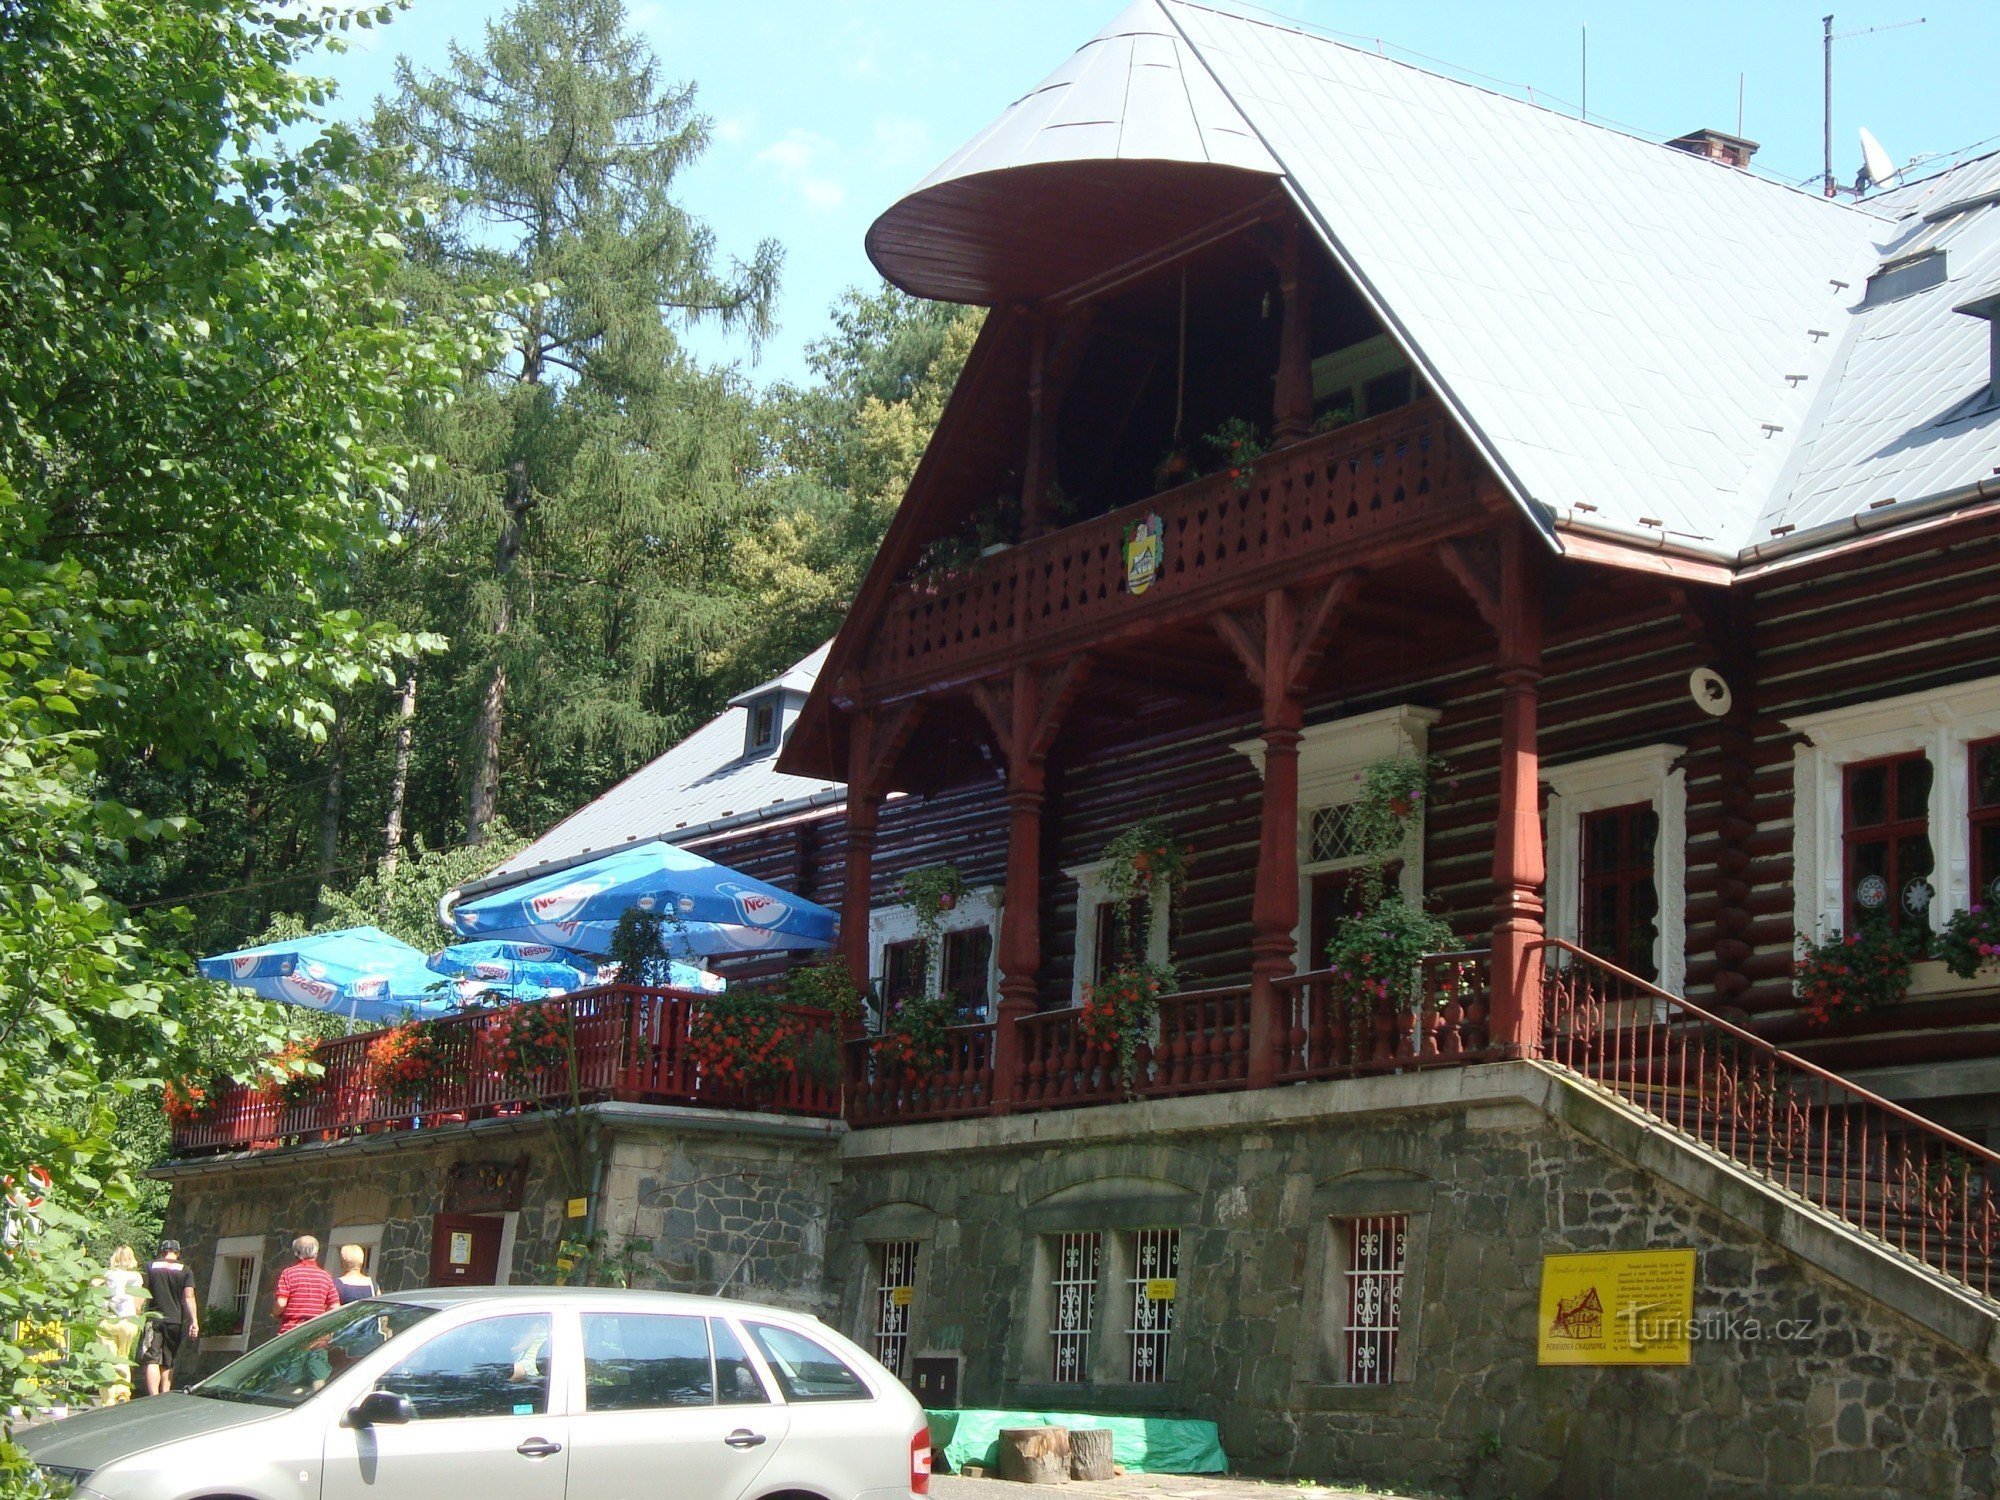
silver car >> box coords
[21,1287,932,1500]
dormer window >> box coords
[744,695,781,757]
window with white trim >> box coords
[326,1222,386,1286]
[206,1234,264,1352]
[869,1239,919,1379]
[1066,861,1170,1005]
[868,887,1000,1025]
[1123,1228,1179,1384]
[1048,1231,1100,1383]
[1543,745,1688,993]
[1234,705,1439,974]
[1339,1215,1406,1385]
[1786,674,2000,945]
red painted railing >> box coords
[1275,951,1495,1081]
[866,399,1479,693]
[844,1023,997,1126]
[1538,939,2000,1299]
[168,987,840,1153]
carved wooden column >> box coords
[1215,573,1359,1088]
[1271,224,1316,446]
[1247,590,1304,1088]
[1488,528,1547,1055]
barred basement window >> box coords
[1049,1232,1100,1383]
[1341,1215,1406,1385]
[233,1255,256,1310]
[1124,1228,1179,1384]
[870,1240,918,1378]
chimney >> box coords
[1955,291,2000,408]
[1666,128,1759,171]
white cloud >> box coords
[871,114,934,170]
[715,114,754,146]
[755,128,847,211]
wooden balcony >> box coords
[166,955,1497,1153]
[864,398,1485,697]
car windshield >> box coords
[193,1301,436,1408]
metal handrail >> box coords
[1536,937,2000,1298]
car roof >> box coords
[374,1285,824,1321]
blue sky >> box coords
[311,1,2000,386]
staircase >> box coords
[1534,939,2000,1305]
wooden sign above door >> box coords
[444,1155,528,1215]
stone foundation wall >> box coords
[826,1065,2000,1500]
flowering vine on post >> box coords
[1082,819,1192,1094]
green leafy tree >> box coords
[372,0,783,844]
[0,0,498,1463]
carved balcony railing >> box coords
[865,398,1482,695]
[167,987,841,1154]
[1274,951,1495,1082]
[1538,939,2000,1300]
[843,1023,997,1126]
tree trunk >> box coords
[314,711,345,916]
[1069,1428,1115,1481]
[999,1427,1069,1485]
[466,456,530,845]
[380,669,417,880]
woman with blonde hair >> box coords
[99,1245,145,1402]
[334,1243,378,1304]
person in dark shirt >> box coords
[138,1239,199,1396]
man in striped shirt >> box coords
[272,1235,340,1334]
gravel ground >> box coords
[933,1472,1443,1500]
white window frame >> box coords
[325,1222,386,1288]
[206,1235,264,1353]
[1542,744,1688,995]
[868,886,1001,1023]
[1785,673,2000,946]
[1235,704,1439,973]
[1065,860,1170,1006]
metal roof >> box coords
[873,0,2000,566]
[482,643,839,888]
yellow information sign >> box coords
[1538,1249,1696,1366]
[889,1286,914,1307]
[566,1196,588,1219]
[1144,1278,1178,1303]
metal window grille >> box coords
[1342,1215,1406,1385]
[1125,1228,1179,1383]
[871,1240,918,1377]
[1050,1232,1100,1383]
[1309,803,1369,865]
[231,1256,255,1311]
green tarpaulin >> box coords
[925,1407,1228,1474]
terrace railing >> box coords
[1275,951,1495,1081]
[1537,938,2000,1300]
[865,399,1481,695]
[168,987,840,1154]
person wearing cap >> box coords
[137,1240,198,1396]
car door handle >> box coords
[724,1429,768,1450]
[516,1438,563,1458]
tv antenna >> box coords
[1822,14,1927,197]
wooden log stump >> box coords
[999,1426,1070,1484]
[1070,1427,1115,1480]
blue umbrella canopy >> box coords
[429,940,727,996]
[450,841,836,958]
[197,927,452,1024]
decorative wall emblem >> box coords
[1123,512,1163,596]
[1856,874,1888,910]
[445,1155,529,1214]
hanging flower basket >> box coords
[491,1004,574,1090]
[262,1040,322,1109]
[1080,961,1176,1095]
[163,1080,219,1127]
[367,1021,450,1102]
[875,991,955,1080]
[1937,905,2000,980]
[689,996,803,1092]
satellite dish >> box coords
[1858,127,1899,193]
[1690,667,1733,718]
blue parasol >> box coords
[197,926,453,1024]
[449,840,836,958]
[428,939,727,996]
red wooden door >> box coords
[427,1213,504,1287]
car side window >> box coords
[581,1313,714,1412]
[376,1313,552,1420]
[710,1318,769,1406]
[745,1322,871,1403]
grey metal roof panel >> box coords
[486,644,841,884]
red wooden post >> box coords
[1489,528,1546,1055]
[1272,224,1316,446]
[994,667,1045,1111]
[1248,588,1302,1088]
